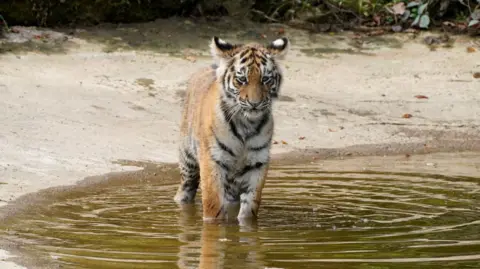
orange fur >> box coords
[178,67,224,218]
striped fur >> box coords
[174,36,289,221]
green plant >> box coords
[467,0,480,27]
[336,0,386,17]
[407,1,431,29]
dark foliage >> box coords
[0,0,478,33]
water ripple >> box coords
[0,164,479,269]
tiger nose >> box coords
[247,99,261,109]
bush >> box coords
[0,0,201,26]
[0,0,478,32]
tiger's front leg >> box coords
[237,161,270,220]
[199,151,234,221]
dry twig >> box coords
[323,0,362,22]
[251,9,279,22]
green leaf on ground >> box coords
[419,14,430,28]
[402,10,411,21]
[412,15,420,26]
[468,19,479,27]
[407,1,421,8]
[418,3,428,15]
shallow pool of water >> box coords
[1,158,480,269]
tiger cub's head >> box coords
[210,36,289,120]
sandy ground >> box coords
[0,20,480,267]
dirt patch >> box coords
[346,108,378,117]
[129,104,146,111]
[0,19,432,56]
[278,95,295,102]
[135,78,155,89]
[300,47,376,57]
[175,90,186,102]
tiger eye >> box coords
[261,76,272,84]
[236,76,247,85]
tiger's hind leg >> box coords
[174,145,200,204]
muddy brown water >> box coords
[1,159,480,269]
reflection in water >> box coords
[0,162,479,269]
[177,204,264,269]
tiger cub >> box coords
[174,36,289,221]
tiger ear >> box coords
[267,37,289,59]
[210,36,237,62]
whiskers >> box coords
[220,101,241,124]
[259,100,271,112]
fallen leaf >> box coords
[367,30,385,36]
[260,34,267,39]
[467,47,476,53]
[281,140,288,145]
[277,28,285,35]
[328,128,336,132]
[352,33,363,39]
[414,95,429,99]
[442,21,456,27]
[185,55,196,62]
[392,2,406,15]
[474,72,480,79]
[273,140,278,145]
[405,153,411,158]
[468,19,479,27]
[299,136,306,140]
[424,36,442,45]
[402,113,413,118]
[457,23,467,30]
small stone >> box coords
[392,25,403,32]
